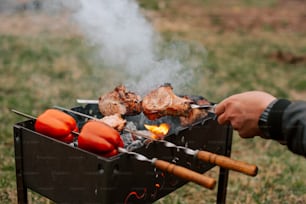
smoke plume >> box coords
[50,0,202,93]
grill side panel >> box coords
[13,116,232,203]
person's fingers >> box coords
[217,112,229,125]
[238,129,257,138]
[215,103,226,116]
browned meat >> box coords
[100,114,127,132]
[98,85,142,116]
[142,84,193,120]
[180,97,210,126]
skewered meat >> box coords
[180,97,210,126]
[142,84,193,120]
[100,114,127,132]
[98,85,142,116]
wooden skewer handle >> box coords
[153,159,216,189]
[196,150,258,177]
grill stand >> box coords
[13,119,233,204]
[14,127,28,204]
[216,125,232,204]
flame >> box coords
[144,123,170,139]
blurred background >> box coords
[1,0,306,203]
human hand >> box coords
[215,91,276,138]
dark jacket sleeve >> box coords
[267,99,306,156]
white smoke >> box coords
[45,0,200,93]
[72,0,155,72]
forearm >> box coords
[282,101,306,156]
[266,100,306,156]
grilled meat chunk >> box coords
[98,85,142,116]
[100,114,127,132]
[142,84,192,120]
[179,97,210,126]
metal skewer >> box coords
[76,99,216,112]
[53,106,99,121]
[131,132,257,177]
[190,104,217,113]
[117,147,216,189]
[11,109,36,120]
[76,99,99,104]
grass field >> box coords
[1,0,306,203]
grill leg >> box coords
[14,126,28,204]
[216,125,233,204]
[216,167,229,204]
[16,169,28,204]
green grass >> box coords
[1,1,306,203]
[139,0,279,10]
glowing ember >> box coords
[144,123,170,139]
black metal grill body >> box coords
[13,105,233,204]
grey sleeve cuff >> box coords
[258,99,277,139]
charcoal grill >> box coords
[13,104,233,204]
